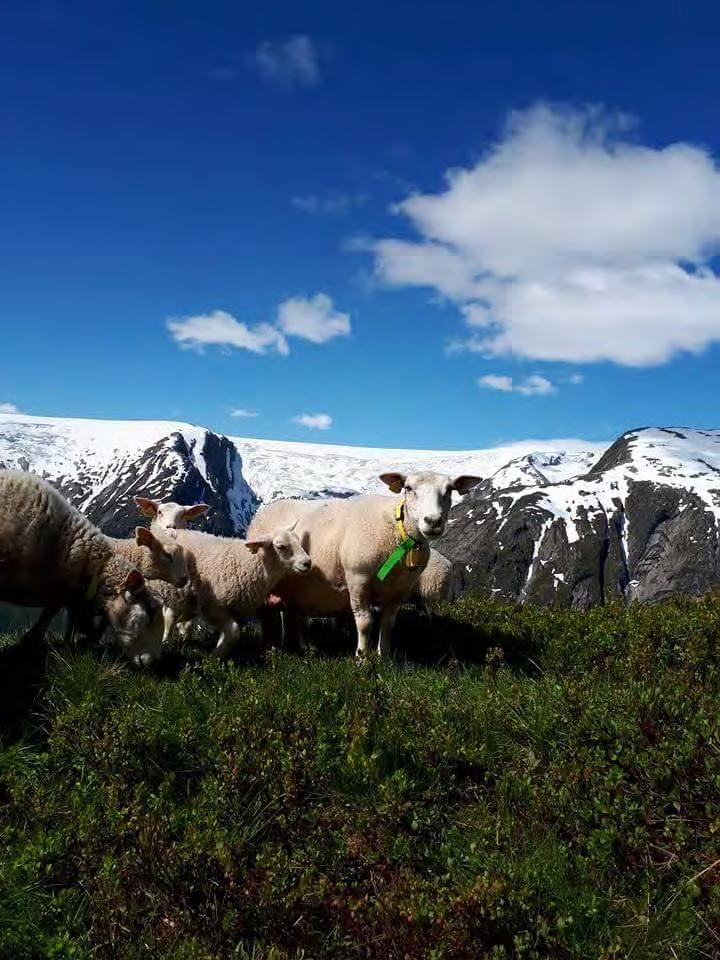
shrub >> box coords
[1,596,720,957]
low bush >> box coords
[1,595,720,958]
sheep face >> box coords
[134,497,210,531]
[105,570,164,666]
[379,471,483,541]
[246,523,312,575]
[134,527,189,586]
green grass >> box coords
[2,597,720,958]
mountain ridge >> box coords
[2,412,720,606]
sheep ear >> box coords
[135,526,157,548]
[451,475,483,494]
[183,504,210,521]
[286,520,299,532]
[245,539,270,554]
[134,497,159,518]
[379,472,406,494]
[121,569,145,596]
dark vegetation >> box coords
[2,596,720,958]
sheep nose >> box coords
[423,516,441,528]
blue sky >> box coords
[2,0,720,449]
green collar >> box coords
[376,500,417,582]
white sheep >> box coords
[412,549,454,614]
[134,497,209,532]
[168,524,311,658]
[248,471,480,657]
[109,528,189,588]
[0,470,165,665]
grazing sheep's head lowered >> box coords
[105,568,164,666]
[134,526,189,586]
[134,497,210,531]
[245,522,312,575]
[379,471,482,540]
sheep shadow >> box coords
[0,631,51,743]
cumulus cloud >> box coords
[294,412,332,430]
[168,294,350,355]
[292,193,368,216]
[252,35,319,87]
[230,408,258,418]
[373,104,720,367]
[167,311,289,355]
[277,293,351,344]
[0,402,19,413]
[478,374,556,396]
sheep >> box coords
[249,472,480,657]
[109,528,189,587]
[0,470,165,665]
[168,523,311,658]
[134,497,209,532]
[412,549,454,615]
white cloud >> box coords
[277,293,351,344]
[292,193,367,216]
[252,35,319,87]
[478,375,513,392]
[168,294,349,355]
[568,373,584,384]
[168,310,288,355]
[0,402,19,413]
[294,412,332,430]
[230,408,258,418]
[373,104,720,367]
[478,374,556,396]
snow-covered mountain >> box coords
[3,412,720,607]
[440,427,720,606]
[0,413,258,536]
[231,435,604,502]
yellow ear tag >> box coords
[405,546,424,568]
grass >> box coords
[1,596,720,958]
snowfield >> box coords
[231,434,607,502]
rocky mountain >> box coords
[0,413,258,537]
[439,427,720,607]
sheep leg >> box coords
[349,579,374,658]
[213,618,242,660]
[377,601,401,658]
[162,606,176,644]
[24,606,57,644]
[282,606,304,653]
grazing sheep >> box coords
[169,524,311,658]
[134,497,209,532]
[253,472,480,657]
[0,470,165,665]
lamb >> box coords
[0,470,165,665]
[109,528,189,587]
[412,549,454,614]
[248,472,480,657]
[134,497,209,532]
[167,523,311,658]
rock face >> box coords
[0,413,258,537]
[438,428,720,607]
